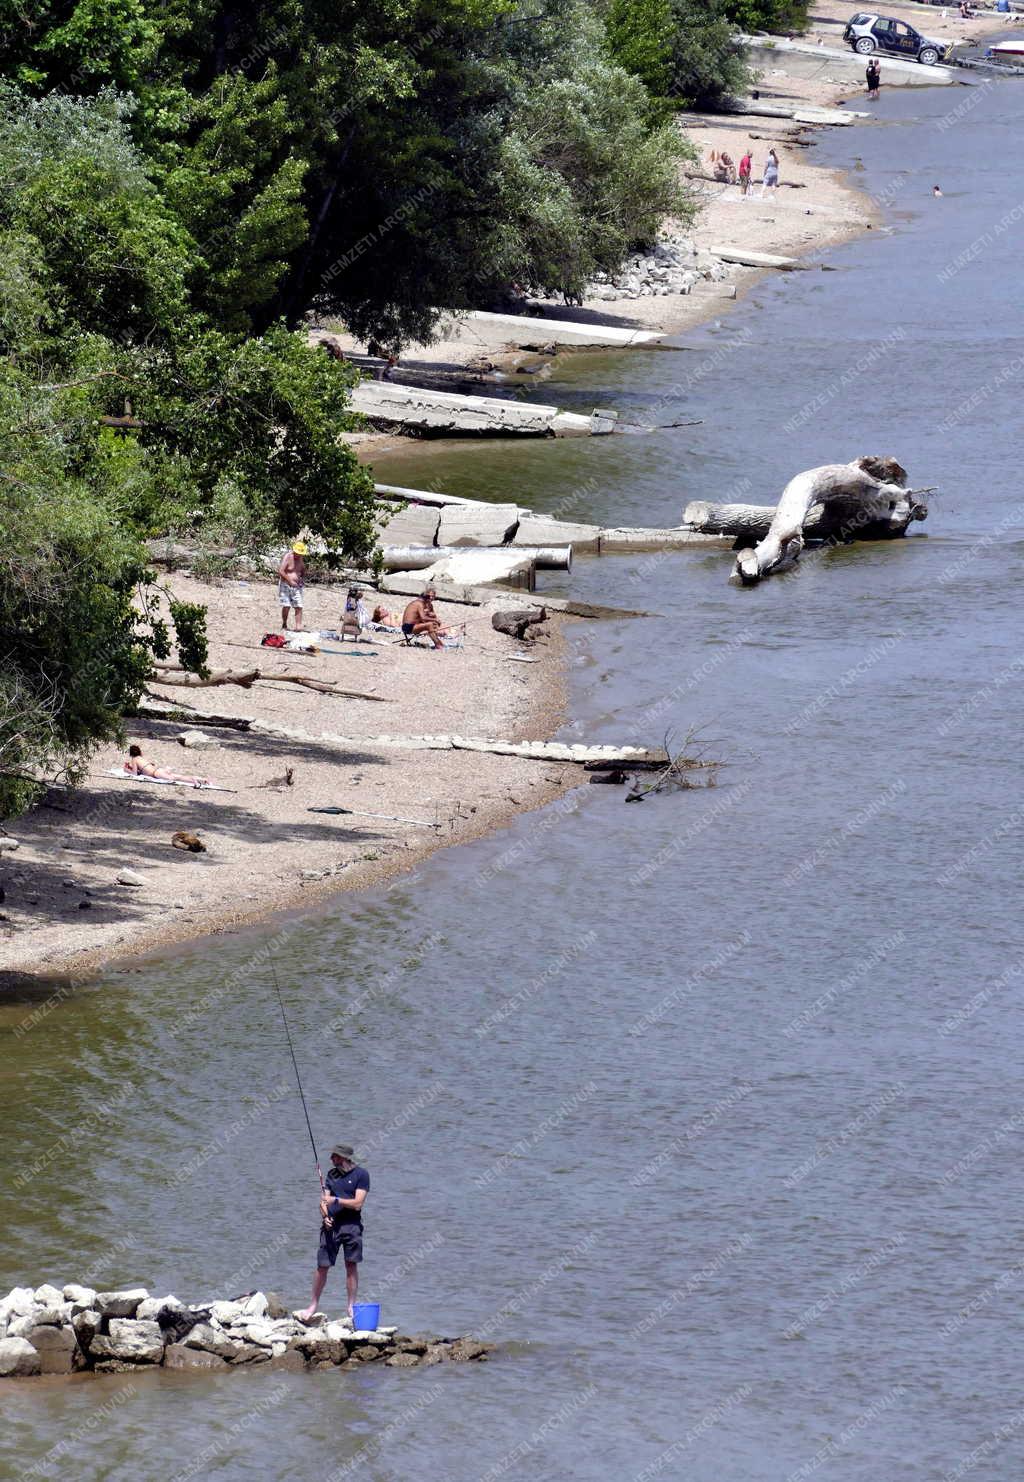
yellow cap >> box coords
[292,541,308,555]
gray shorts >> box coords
[318,1223,363,1268]
[278,580,304,608]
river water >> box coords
[3,76,1023,1482]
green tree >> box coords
[604,0,675,113]
[666,0,749,110]
[722,1,808,33]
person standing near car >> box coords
[866,58,881,98]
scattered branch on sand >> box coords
[624,728,722,801]
[149,664,386,701]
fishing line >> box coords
[269,952,325,1194]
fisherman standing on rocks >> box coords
[300,1144,369,1322]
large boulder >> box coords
[227,1343,271,1365]
[183,1323,238,1359]
[95,1288,149,1318]
[265,1292,289,1320]
[137,1295,184,1323]
[238,1292,269,1320]
[291,1330,345,1364]
[491,607,547,641]
[6,1312,42,1339]
[72,1309,101,1353]
[385,1351,421,1367]
[449,1338,491,1362]
[158,1307,209,1345]
[210,1300,245,1327]
[0,1337,41,1377]
[0,1287,35,1325]
[163,1342,229,1371]
[323,1320,354,1342]
[63,1284,97,1311]
[90,1318,164,1364]
[25,1324,78,1375]
[33,1283,64,1308]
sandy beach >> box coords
[0,575,577,981]
[0,2,975,983]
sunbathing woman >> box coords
[124,744,213,787]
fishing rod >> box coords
[269,952,325,1197]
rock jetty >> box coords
[0,1284,491,1379]
[585,234,730,301]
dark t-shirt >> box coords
[326,1164,370,1229]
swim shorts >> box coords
[318,1223,363,1268]
[401,622,415,635]
[278,581,304,608]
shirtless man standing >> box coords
[401,588,444,650]
[278,541,307,630]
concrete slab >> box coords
[351,381,559,435]
[707,246,808,271]
[514,514,603,553]
[377,503,441,546]
[739,37,956,90]
[464,310,666,349]
[420,551,537,590]
[437,503,522,546]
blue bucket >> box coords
[352,1302,380,1331]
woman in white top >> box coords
[760,149,780,197]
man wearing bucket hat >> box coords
[278,539,308,631]
[300,1144,370,1321]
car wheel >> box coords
[854,36,876,54]
[919,47,939,65]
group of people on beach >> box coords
[278,539,459,649]
[710,147,780,197]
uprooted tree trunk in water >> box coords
[682,458,930,585]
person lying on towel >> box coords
[123,743,213,787]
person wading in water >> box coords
[300,1144,369,1321]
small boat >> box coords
[988,38,1024,59]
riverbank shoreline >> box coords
[0,574,580,986]
[0,10,980,987]
[329,0,990,443]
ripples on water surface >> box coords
[2,81,1023,1482]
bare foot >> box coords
[296,1305,317,1323]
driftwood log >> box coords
[491,608,547,641]
[150,665,386,701]
[729,456,930,583]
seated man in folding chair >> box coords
[401,588,446,650]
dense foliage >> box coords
[722,1,810,33]
[0,0,803,809]
[0,87,375,812]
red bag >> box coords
[261,632,287,648]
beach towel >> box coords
[105,768,234,792]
